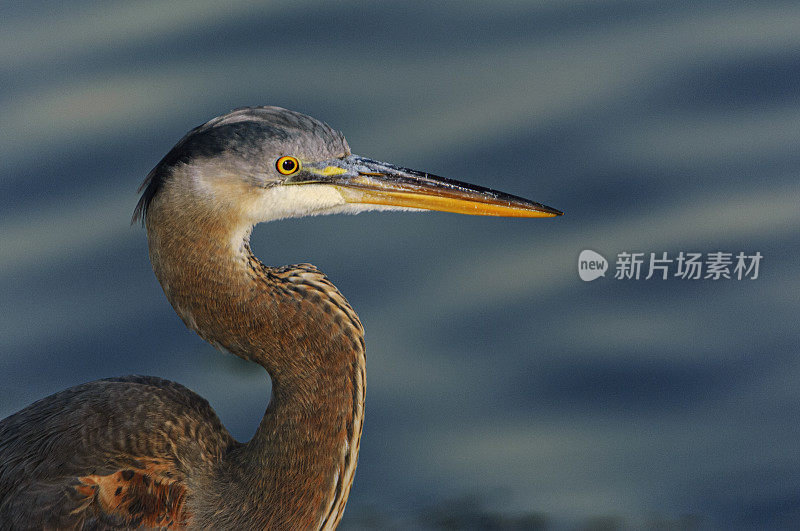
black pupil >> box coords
[282,159,295,172]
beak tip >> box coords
[536,204,563,217]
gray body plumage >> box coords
[0,376,234,528]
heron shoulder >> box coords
[0,376,237,527]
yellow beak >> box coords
[292,155,563,218]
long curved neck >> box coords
[145,207,364,530]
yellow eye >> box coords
[276,156,300,175]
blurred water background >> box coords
[2,1,800,529]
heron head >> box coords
[133,106,562,230]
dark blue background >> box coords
[2,2,799,529]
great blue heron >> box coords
[0,106,561,528]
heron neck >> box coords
[146,210,364,529]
